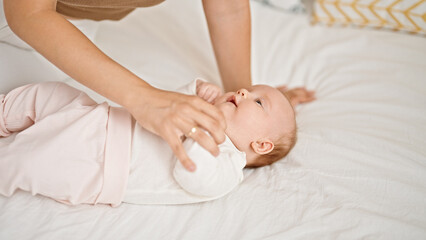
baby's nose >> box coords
[237,89,249,98]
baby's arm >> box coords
[173,138,245,198]
[278,86,316,107]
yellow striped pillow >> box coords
[311,0,426,35]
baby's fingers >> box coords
[206,88,220,103]
[197,86,208,100]
[203,88,215,103]
[277,85,288,94]
[208,92,219,103]
[300,90,316,103]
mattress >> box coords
[1,0,426,239]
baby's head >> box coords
[214,85,297,168]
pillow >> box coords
[310,0,426,35]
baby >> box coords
[0,79,314,206]
[201,80,297,168]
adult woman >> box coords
[3,0,252,171]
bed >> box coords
[1,0,426,239]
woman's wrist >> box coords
[121,80,154,113]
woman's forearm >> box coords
[202,0,252,92]
[4,0,151,109]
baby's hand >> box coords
[278,85,316,107]
[196,79,223,104]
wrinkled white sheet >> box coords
[1,0,426,239]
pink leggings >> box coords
[0,82,132,206]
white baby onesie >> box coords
[123,80,246,204]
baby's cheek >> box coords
[235,111,253,127]
[242,110,262,128]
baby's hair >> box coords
[247,126,297,168]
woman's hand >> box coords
[126,86,227,172]
[277,85,316,107]
[196,79,223,104]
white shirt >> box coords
[123,80,246,205]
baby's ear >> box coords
[250,139,274,155]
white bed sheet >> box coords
[1,0,426,239]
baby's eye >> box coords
[255,99,263,106]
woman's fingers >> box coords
[184,125,220,156]
[128,88,226,172]
[168,98,224,154]
[161,125,196,171]
[165,97,223,169]
[192,97,226,143]
[174,111,221,157]
[191,96,226,131]
[176,97,225,146]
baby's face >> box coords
[214,85,295,152]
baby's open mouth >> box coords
[227,95,237,107]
